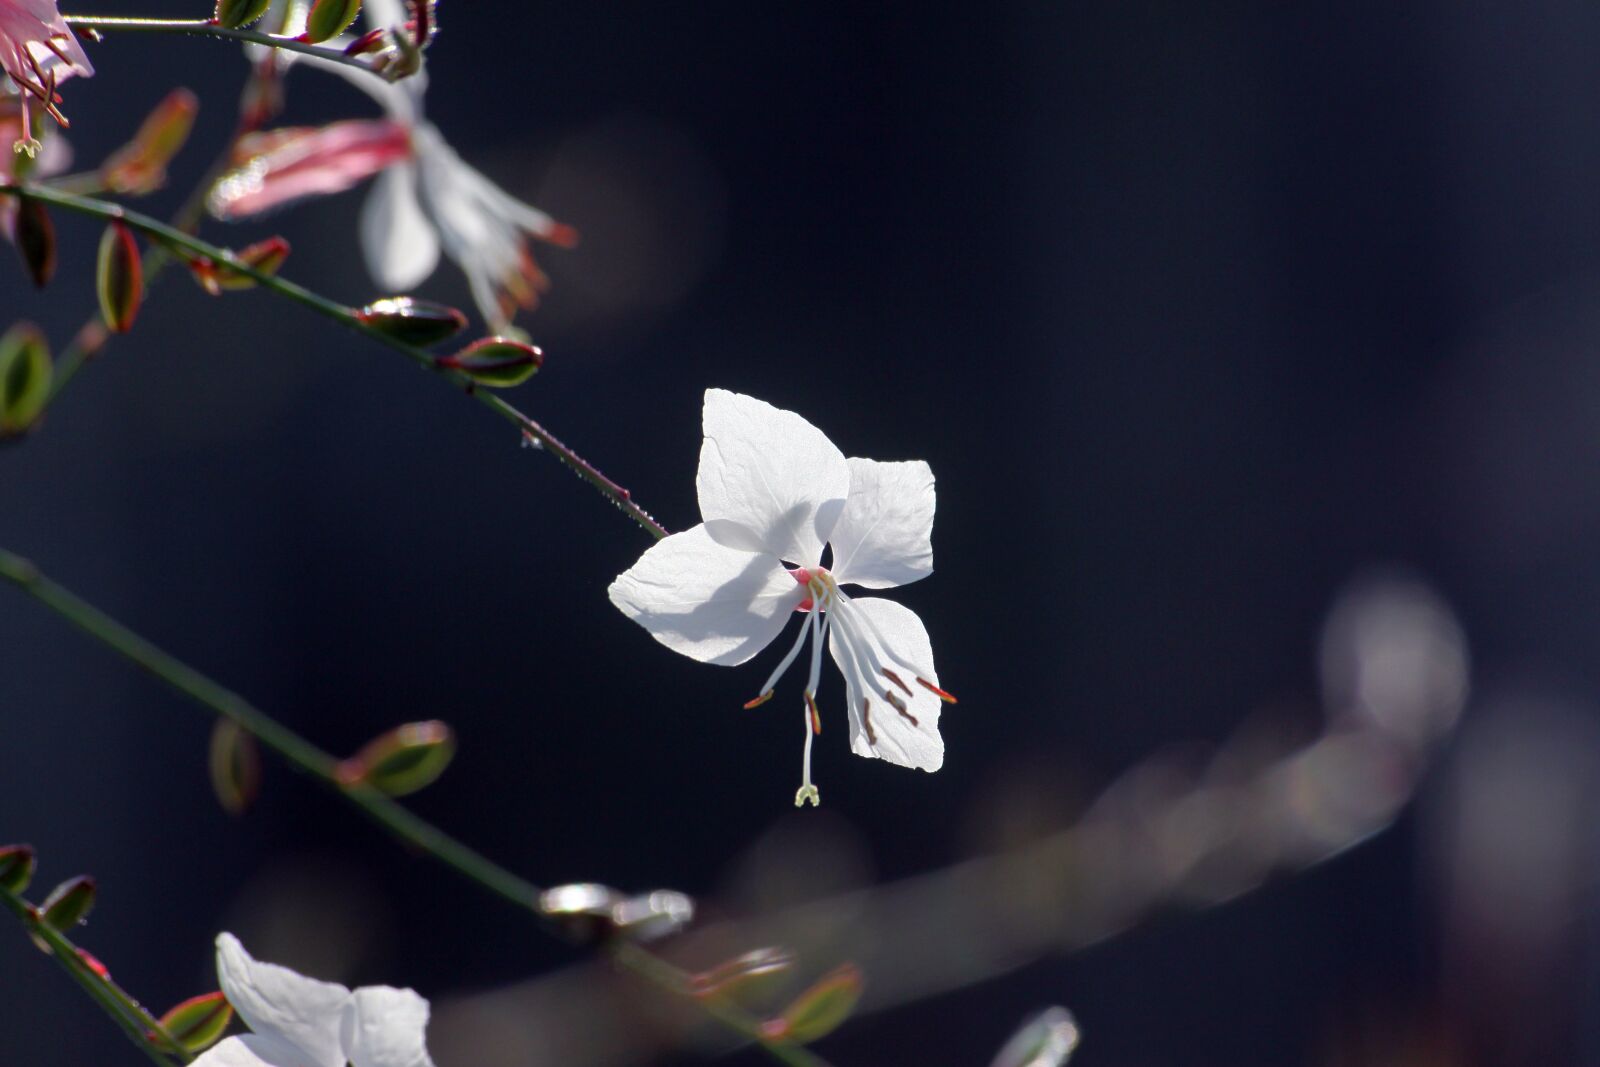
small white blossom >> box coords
[609,389,954,806]
[191,933,435,1067]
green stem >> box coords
[0,183,669,542]
[0,883,188,1066]
[61,15,384,76]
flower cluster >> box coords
[0,0,91,152]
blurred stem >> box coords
[0,882,189,1066]
[61,15,382,75]
[0,183,669,541]
[0,549,829,1067]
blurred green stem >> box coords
[61,15,383,75]
[0,549,828,1067]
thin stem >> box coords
[0,883,188,1066]
[0,183,669,541]
[61,15,382,76]
[0,549,825,1067]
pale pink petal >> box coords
[209,120,413,220]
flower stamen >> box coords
[880,668,914,696]
[917,678,958,703]
[882,689,918,725]
[861,698,876,744]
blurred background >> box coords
[7,2,1600,1064]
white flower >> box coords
[192,933,435,1067]
[0,0,93,150]
[608,389,955,806]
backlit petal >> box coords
[828,597,944,771]
[828,458,935,590]
[695,389,849,565]
[191,1035,318,1067]
[362,163,440,291]
[215,934,351,1067]
[608,523,802,666]
[344,986,435,1067]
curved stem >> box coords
[61,15,383,76]
[0,183,669,541]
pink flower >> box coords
[0,0,93,149]
[208,120,414,217]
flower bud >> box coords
[209,719,261,815]
[12,195,56,287]
[39,875,96,930]
[154,991,233,1053]
[762,964,863,1045]
[538,883,624,944]
[0,844,37,894]
[355,297,467,347]
[0,322,52,437]
[436,337,543,388]
[610,890,694,943]
[690,947,796,999]
[96,221,143,333]
[303,0,362,43]
[213,237,291,291]
[337,721,455,797]
[214,0,273,29]
[100,89,199,195]
[988,1007,1081,1067]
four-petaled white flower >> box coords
[0,0,93,151]
[192,933,435,1067]
[609,389,955,806]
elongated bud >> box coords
[989,1008,1081,1067]
[39,875,96,930]
[303,0,362,42]
[96,222,143,333]
[0,322,51,436]
[355,297,467,347]
[101,89,199,195]
[0,844,37,894]
[762,964,863,1045]
[690,947,796,999]
[436,337,543,388]
[337,720,455,796]
[12,196,56,287]
[153,992,233,1053]
[209,719,261,815]
[210,237,291,292]
[214,0,273,29]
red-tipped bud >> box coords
[153,992,233,1053]
[410,0,436,47]
[762,964,864,1045]
[303,0,362,42]
[96,221,143,333]
[343,26,388,56]
[12,195,56,287]
[0,323,52,437]
[336,721,455,797]
[77,948,110,979]
[209,719,261,816]
[39,875,96,930]
[436,337,543,388]
[100,89,199,195]
[0,845,37,894]
[214,0,272,29]
[355,297,467,347]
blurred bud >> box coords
[96,221,143,333]
[214,0,272,29]
[12,195,56,287]
[154,991,233,1053]
[343,26,387,56]
[303,0,362,43]
[209,719,262,815]
[538,883,624,944]
[436,338,543,388]
[762,964,863,1045]
[690,947,796,999]
[100,89,198,195]
[355,297,467,347]
[0,844,37,894]
[76,947,110,979]
[989,1008,1081,1067]
[39,875,95,930]
[0,322,52,437]
[337,721,455,797]
[206,236,293,293]
[611,890,694,942]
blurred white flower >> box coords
[609,389,954,806]
[0,0,92,149]
[191,933,435,1067]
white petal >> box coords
[608,523,802,666]
[828,458,935,589]
[343,986,435,1067]
[361,164,440,292]
[695,389,850,565]
[828,597,944,771]
[191,1035,324,1067]
[215,934,351,1067]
